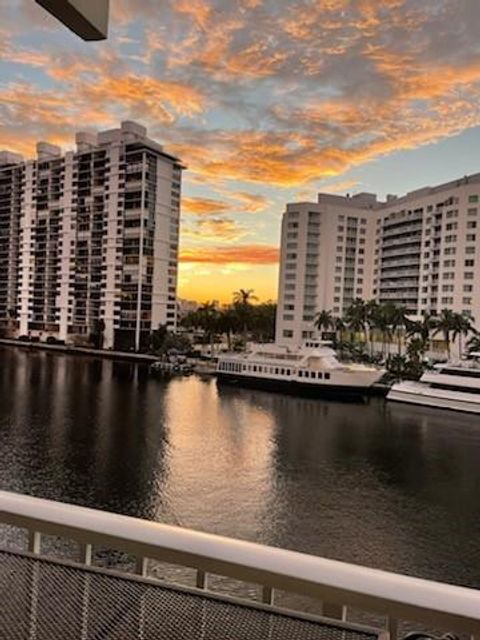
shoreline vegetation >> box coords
[314,299,478,382]
[2,292,479,387]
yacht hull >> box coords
[216,372,371,401]
[387,381,480,414]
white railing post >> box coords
[196,569,207,590]
[262,585,274,605]
[387,616,398,640]
[79,543,92,566]
[28,531,41,555]
[27,531,41,640]
[136,556,148,577]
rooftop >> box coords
[288,172,480,212]
[0,121,183,167]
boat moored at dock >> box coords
[216,340,385,399]
[387,352,480,414]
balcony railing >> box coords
[1,491,480,639]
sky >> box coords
[2,1,480,304]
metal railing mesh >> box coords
[0,550,381,640]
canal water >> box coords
[1,346,480,591]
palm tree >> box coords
[333,316,346,351]
[216,307,238,351]
[405,311,435,352]
[314,309,335,339]
[452,312,476,359]
[232,289,258,341]
[390,305,409,355]
[250,302,276,342]
[233,288,258,306]
[380,302,401,355]
[466,333,480,354]
[196,301,220,358]
[433,308,457,358]
[365,300,380,356]
[344,299,367,344]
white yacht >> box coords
[387,352,480,414]
[216,340,385,398]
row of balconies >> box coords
[380,279,419,290]
[379,290,418,299]
[379,268,420,278]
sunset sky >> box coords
[2,1,480,303]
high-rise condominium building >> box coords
[0,121,183,351]
[276,174,480,344]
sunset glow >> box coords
[2,1,480,303]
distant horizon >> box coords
[2,1,480,302]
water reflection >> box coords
[0,347,479,588]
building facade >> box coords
[0,121,183,350]
[276,174,480,344]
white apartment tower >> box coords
[276,174,480,344]
[0,121,183,351]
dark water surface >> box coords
[1,346,480,589]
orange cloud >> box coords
[224,42,287,78]
[183,217,249,241]
[182,197,230,215]
[229,191,270,212]
[175,0,213,29]
[180,244,279,264]
[80,75,206,123]
[183,192,270,216]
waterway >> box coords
[1,346,479,591]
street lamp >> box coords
[35,0,109,41]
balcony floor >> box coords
[0,549,382,640]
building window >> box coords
[467,221,477,229]
[464,272,474,280]
[464,284,473,292]
[465,259,475,267]
[463,297,472,305]
[468,195,479,203]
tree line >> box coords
[181,289,276,351]
[315,300,478,377]
[149,289,276,356]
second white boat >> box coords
[387,352,480,414]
